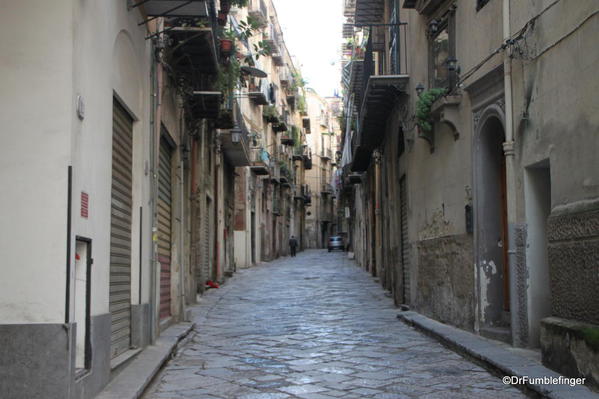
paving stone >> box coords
[142,251,527,399]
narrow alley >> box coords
[143,251,525,399]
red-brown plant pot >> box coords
[220,39,234,55]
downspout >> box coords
[502,0,521,346]
[148,45,156,344]
[374,150,382,278]
[149,39,163,343]
[178,106,186,320]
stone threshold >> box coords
[96,321,195,399]
[397,311,599,399]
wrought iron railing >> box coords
[251,147,270,165]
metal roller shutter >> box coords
[158,136,173,319]
[110,99,133,359]
[399,175,409,305]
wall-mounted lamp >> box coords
[428,19,439,35]
[415,83,425,97]
[446,57,459,73]
[231,127,242,143]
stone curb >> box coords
[96,321,195,399]
[397,311,599,399]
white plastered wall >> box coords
[0,1,75,323]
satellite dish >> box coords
[240,66,267,78]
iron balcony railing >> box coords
[249,0,268,22]
[359,23,409,103]
[251,147,270,165]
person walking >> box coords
[288,235,298,257]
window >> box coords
[428,8,456,90]
[432,27,449,88]
[477,0,491,11]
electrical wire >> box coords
[457,0,564,87]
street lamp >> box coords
[415,83,425,97]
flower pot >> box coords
[220,39,234,55]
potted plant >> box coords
[415,88,447,133]
[263,105,280,124]
[219,29,237,56]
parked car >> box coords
[328,236,344,252]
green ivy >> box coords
[415,88,447,133]
[231,0,248,7]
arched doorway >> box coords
[474,111,510,340]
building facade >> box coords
[339,0,599,388]
[304,90,341,249]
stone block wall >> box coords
[415,234,475,330]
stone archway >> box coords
[473,104,511,341]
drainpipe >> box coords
[374,150,382,278]
[178,106,186,320]
[502,0,521,346]
[148,42,159,344]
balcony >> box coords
[164,18,220,119]
[263,24,277,48]
[273,112,289,133]
[271,47,285,67]
[250,147,270,175]
[351,24,410,172]
[355,0,385,24]
[280,134,294,146]
[343,0,356,16]
[292,147,304,161]
[321,148,332,161]
[219,100,251,166]
[287,89,298,109]
[321,183,333,195]
[248,0,268,24]
[269,163,280,183]
[280,69,291,87]
[280,163,293,187]
[136,0,209,17]
[247,79,269,105]
[303,185,312,205]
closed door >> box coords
[110,99,133,359]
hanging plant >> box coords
[415,88,447,133]
[263,105,280,123]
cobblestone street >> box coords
[143,250,527,399]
